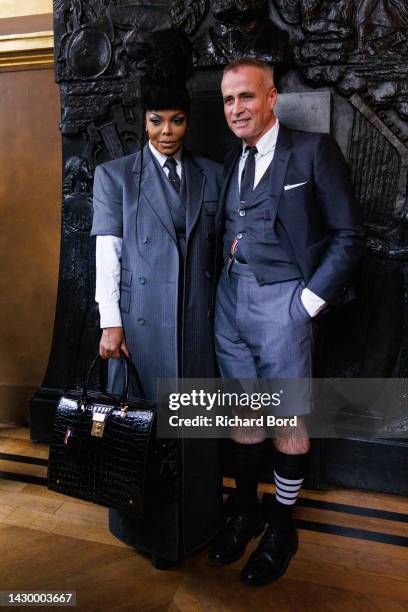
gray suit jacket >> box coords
[91,143,223,397]
[216,124,366,306]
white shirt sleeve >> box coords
[95,235,123,328]
[301,287,327,318]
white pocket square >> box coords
[284,182,308,191]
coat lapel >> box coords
[183,151,206,241]
[132,143,177,245]
[268,123,293,224]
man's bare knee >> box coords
[272,416,310,454]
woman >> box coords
[90,30,223,568]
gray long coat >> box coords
[91,144,224,561]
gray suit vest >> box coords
[223,158,301,283]
[149,149,187,257]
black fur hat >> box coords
[134,28,194,113]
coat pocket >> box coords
[119,289,131,314]
[120,268,132,287]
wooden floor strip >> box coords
[257,480,408,515]
[0,452,48,465]
[225,485,408,525]
[0,472,47,485]
[299,527,408,561]
[296,496,408,523]
[0,458,47,477]
[0,427,30,440]
[294,505,408,538]
[296,519,408,548]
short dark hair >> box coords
[223,57,274,82]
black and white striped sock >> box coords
[263,449,309,529]
[274,470,304,506]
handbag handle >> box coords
[120,351,145,402]
[80,350,145,408]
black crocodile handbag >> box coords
[47,352,172,517]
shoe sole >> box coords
[240,541,299,586]
[208,523,266,566]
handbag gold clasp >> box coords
[91,412,106,437]
[120,403,128,418]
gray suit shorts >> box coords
[214,261,316,416]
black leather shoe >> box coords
[208,506,266,566]
[240,522,298,586]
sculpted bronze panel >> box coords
[30,0,407,442]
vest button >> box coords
[142,236,149,244]
[237,233,243,239]
[137,318,145,325]
[239,210,246,217]
[139,277,146,284]
[205,270,212,279]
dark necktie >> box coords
[239,145,258,202]
[164,157,181,194]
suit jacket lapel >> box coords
[268,123,293,224]
[132,144,177,244]
[183,150,205,241]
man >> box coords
[208,58,365,585]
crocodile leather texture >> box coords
[47,390,159,517]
